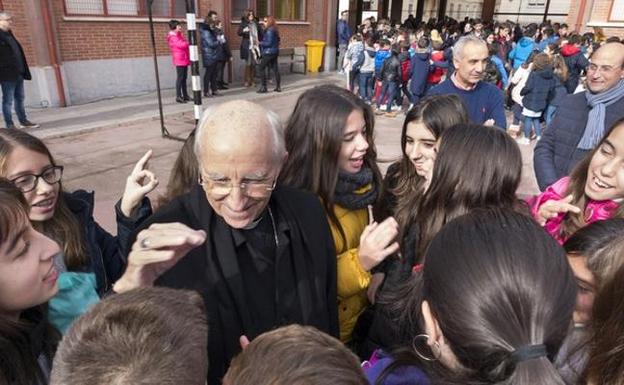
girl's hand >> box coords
[113,223,206,293]
[120,150,159,217]
[358,217,400,271]
[535,194,581,226]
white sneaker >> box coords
[517,137,530,145]
[536,136,542,141]
[391,104,401,111]
[379,104,387,110]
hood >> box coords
[561,44,581,57]
[166,30,179,41]
[415,51,430,61]
[536,65,554,79]
[518,37,534,47]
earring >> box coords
[412,334,441,362]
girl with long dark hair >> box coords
[0,179,61,385]
[0,129,156,333]
[366,208,577,385]
[280,84,398,344]
[237,9,261,87]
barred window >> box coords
[232,0,305,21]
[64,0,197,17]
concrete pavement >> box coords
[18,73,539,233]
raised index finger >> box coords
[132,149,153,174]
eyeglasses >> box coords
[587,63,618,74]
[10,166,64,193]
[199,175,276,198]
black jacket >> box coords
[200,24,220,66]
[237,18,262,60]
[65,190,152,295]
[521,65,557,112]
[130,185,339,384]
[534,92,624,190]
[0,29,31,81]
[380,52,401,83]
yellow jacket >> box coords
[329,202,371,343]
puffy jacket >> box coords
[214,29,232,62]
[533,92,624,190]
[374,49,391,79]
[508,37,535,70]
[346,41,364,71]
[561,44,589,93]
[259,26,279,56]
[0,29,31,81]
[520,65,556,112]
[330,197,372,343]
[410,51,431,97]
[360,47,376,73]
[167,30,190,66]
[380,52,401,83]
[527,177,619,244]
[200,24,220,66]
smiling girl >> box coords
[529,118,624,243]
[280,85,398,344]
[0,129,157,332]
[0,179,61,385]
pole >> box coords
[186,0,202,126]
[146,0,183,141]
[543,0,551,22]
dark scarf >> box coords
[334,168,378,210]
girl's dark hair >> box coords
[279,85,381,244]
[0,179,60,385]
[561,118,624,240]
[157,131,199,208]
[584,264,624,385]
[0,129,87,270]
[381,208,576,385]
[168,19,180,30]
[414,123,525,262]
[564,218,624,289]
[383,95,468,235]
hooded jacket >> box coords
[561,44,589,93]
[520,64,557,112]
[508,37,535,70]
[374,49,391,79]
[380,51,401,83]
[410,51,431,97]
[167,30,190,67]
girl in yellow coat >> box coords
[280,85,399,343]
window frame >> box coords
[608,0,624,22]
[63,0,199,18]
[232,0,307,22]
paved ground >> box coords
[23,72,539,233]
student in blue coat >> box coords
[0,129,155,333]
[257,16,281,93]
[508,24,537,70]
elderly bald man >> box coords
[534,42,624,190]
[113,101,339,385]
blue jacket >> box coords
[536,35,559,52]
[410,51,431,97]
[428,78,507,128]
[520,65,557,112]
[200,24,220,66]
[364,351,430,385]
[490,54,509,88]
[336,19,352,45]
[534,92,624,190]
[64,190,152,294]
[259,27,279,56]
[375,49,391,79]
[508,37,535,69]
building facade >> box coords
[0,0,339,107]
[567,0,624,38]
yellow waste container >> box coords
[305,40,326,73]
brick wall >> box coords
[566,0,624,38]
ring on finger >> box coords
[140,238,150,249]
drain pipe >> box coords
[40,0,67,107]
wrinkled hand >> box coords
[358,217,400,271]
[367,272,386,304]
[535,194,581,226]
[120,149,159,217]
[113,223,206,293]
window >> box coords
[232,0,305,21]
[64,0,197,17]
[609,0,624,21]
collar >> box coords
[231,202,289,248]
[451,73,478,91]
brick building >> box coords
[567,0,624,38]
[0,0,340,107]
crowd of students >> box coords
[2,15,624,385]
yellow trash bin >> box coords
[305,40,326,73]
